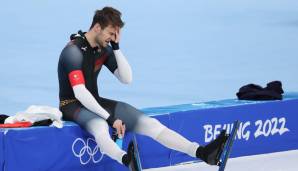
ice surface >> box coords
[145,150,298,171]
[0,1,297,114]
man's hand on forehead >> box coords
[110,26,121,50]
[114,26,121,43]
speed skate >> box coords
[217,120,240,171]
[128,135,143,171]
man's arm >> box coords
[72,83,113,121]
[62,45,116,126]
[110,28,132,84]
[72,83,124,135]
[113,49,132,84]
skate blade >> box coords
[216,134,230,166]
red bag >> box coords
[0,121,32,128]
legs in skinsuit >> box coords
[134,115,199,158]
[69,107,127,164]
[62,98,226,166]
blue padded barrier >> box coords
[3,123,130,171]
[1,92,298,170]
[138,93,298,168]
[0,130,4,171]
[167,99,298,166]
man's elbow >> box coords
[73,84,86,100]
[120,76,132,84]
[74,91,82,100]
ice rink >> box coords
[0,1,297,171]
[146,150,298,171]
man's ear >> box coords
[93,23,102,32]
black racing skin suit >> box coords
[58,31,141,130]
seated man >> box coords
[57,6,226,168]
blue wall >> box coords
[0,93,297,170]
[138,94,298,168]
[0,130,4,171]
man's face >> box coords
[95,25,117,47]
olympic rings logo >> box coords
[72,138,104,165]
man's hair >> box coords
[90,7,124,30]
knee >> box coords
[86,121,111,146]
[136,116,166,139]
[94,131,112,149]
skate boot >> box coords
[196,130,228,165]
[126,141,141,171]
